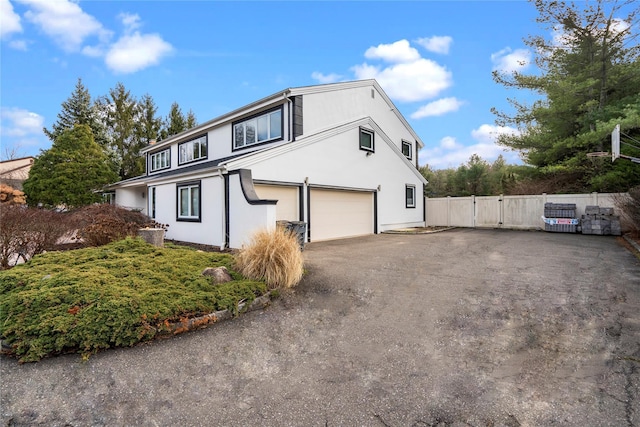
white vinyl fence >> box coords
[425,192,627,230]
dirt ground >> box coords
[2,229,639,426]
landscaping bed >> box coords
[0,238,267,363]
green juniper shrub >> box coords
[0,238,266,362]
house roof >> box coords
[106,153,246,189]
[141,79,424,154]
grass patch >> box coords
[0,238,267,363]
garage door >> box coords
[253,184,299,221]
[310,188,374,241]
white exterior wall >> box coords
[228,173,277,249]
[149,175,225,246]
[115,187,146,214]
[302,86,417,155]
[233,123,425,232]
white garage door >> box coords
[253,184,299,221]
[310,188,374,242]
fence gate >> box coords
[425,192,624,230]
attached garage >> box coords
[309,187,375,242]
[253,184,301,221]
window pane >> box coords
[234,124,245,147]
[257,116,268,142]
[193,141,200,159]
[270,110,282,139]
[246,120,256,145]
[191,187,200,217]
[360,130,372,149]
[406,187,415,206]
[180,188,189,216]
[200,140,207,158]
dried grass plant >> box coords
[234,227,304,290]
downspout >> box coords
[223,171,230,250]
[217,168,227,250]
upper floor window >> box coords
[179,135,208,165]
[402,140,412,160]
[150,149,170,172]
[233,108,282,150]
[360,128,374,152]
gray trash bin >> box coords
[277,220,307,250]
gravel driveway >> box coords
[2,228,639,426]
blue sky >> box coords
[1,0,544,168]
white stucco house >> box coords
[108,79,427,249]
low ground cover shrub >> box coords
[0,238,266,362]
[235,227,304,290]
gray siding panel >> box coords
[293,95,303,138]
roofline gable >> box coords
[141,79,423,153]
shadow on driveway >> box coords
[2,229,639,426]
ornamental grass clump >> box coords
[234,227,304,290]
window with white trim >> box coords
[360,128,374,152]
[177,182,201,221]
[233,108,282,149]
[150,149,170,172]
[402,140,412,160]
[178,135,207,165]
[406,185,416,208]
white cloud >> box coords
[1,0,23,39]
[415,36,453,55]
[315,39,452,103]
[419,125,521,169]
[0,107,44,137]
[119,12,141,33]
[352,58,452,102]
[364,39,420,63]
[491,47,531,73]
[8,39,28,50]
[411,97,465,119]
[311,71,343,84]
[440,136,461,150]
[105,32,173,74]
[18,0,111,52]
[471,124,520,144]
[15,1,173,74]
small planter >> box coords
[137,228,165,247]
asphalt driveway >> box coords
[2,229,640,426]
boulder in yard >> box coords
[202,266,232,284]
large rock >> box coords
[202,266,232,284]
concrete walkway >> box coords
[2,229,639,426]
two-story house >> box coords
[108,79,427,249]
